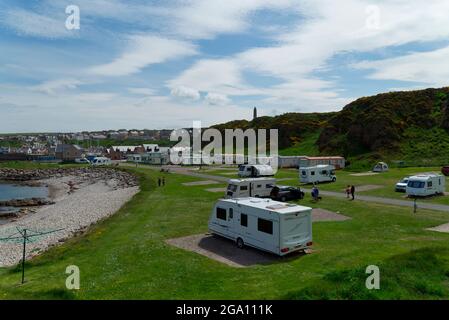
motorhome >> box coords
[299,165,336,184]
[226,178,276,199]
[238,165,275,178]
[91,157,112,166]
[406,174,445,197]
[208,198,313,256]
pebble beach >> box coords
[0,168,139,267]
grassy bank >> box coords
[1,164,449,299]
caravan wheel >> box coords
[332,177,337,182]
[236,238,244,249]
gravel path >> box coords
[0,174,139,267]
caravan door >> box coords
[254,216,279,253]
[212,206,235,237]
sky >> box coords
[1,0,449,133]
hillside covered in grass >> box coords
[213,87,449,167]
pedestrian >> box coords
[158,177,161,187]
[350,185,355,200]
[346,185,351,198]
[162,177,165,186]
[311,185,320,201]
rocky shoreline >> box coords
[0,167,140,266]
[0,167,139,188]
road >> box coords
[123,164,449,213]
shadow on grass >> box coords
[283,247,449,300]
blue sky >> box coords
[1,0,449,133]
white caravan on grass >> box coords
[406,174,445,197]
[299,165,336,184]
[226,178,276,199]
[208,198,313,256]
[91,157,112,166]
[238,165,275,178]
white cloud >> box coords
[0,8,75,38]
[205,92,230,106]
[170,86,200,100]
[167,0,297,39]
[128,87,157,96]
[353,45,449,87]
[31,79,83,95]
[89,35,198,76]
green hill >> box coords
[213,87,449,168]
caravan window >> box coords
[258,218,273,235]
[229,208,233,219]
[257,184,262,188]
[311,171,315,176]
[428,181,433,188]
[408,181,425,188]
[216,207,227,220]
[240,186,248,191]
[301,171,306,175]
[321,170,328,175]
[227,184,237,192]
[241,214,248,227]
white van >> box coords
[226,178,276,198]
[91,157,112,166]
[406,174,445,197]
[238,165,274,178]
[208,198,313,256]
[299,165,336,184]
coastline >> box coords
[0,168,139,267]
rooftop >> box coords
[220,197,311,214]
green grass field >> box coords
[1,164,449,299]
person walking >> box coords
[162,177,166,186]
[158,177,161,187]
[346,185,351,198]
[350,185,355,200]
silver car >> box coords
[395,178,409,192]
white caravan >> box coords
[238,165,275,178]
[226,178,276,199]
[299,165,336,184]
[91,157,112,166]
[406,174,445,197]
[208,198,313,256]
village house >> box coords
[55,144,84,161]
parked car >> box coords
[395,177,409,192]
[442,166,449,176]
[270,186,305,202]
